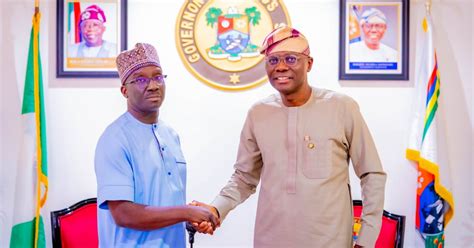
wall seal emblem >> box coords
[176,0,291,91]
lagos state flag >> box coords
[348,5,362,44]
[406,13,454,248]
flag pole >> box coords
[33,1,42,247]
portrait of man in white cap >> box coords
[68,4,117,58]
[349,7,398,63]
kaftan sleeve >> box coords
[211,110,263,220]
[344,98,387,247]
[95,127,134,210]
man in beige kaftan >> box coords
[195,26,387,248]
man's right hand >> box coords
[186,204,220,234]
[188,201,220,235]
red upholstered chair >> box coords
[50,198,98,248]
[353,200,405,248]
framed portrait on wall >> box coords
[339,0,409,80]
[56,0,127,78]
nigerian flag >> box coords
[9,6,48,248]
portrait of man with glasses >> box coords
[192,26,386,248]
[349,7,399,64]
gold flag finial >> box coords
[34,0,39,14]
[425,0,432,14]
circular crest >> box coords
[176,0,291,91]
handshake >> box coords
[186,200,221,235]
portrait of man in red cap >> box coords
[68,4,117,58]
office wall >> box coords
[1,0,472,247]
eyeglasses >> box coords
[265,54,307,67]
[126,75,167,89]
[362,23,386,31]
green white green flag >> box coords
[9,7,48,248]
